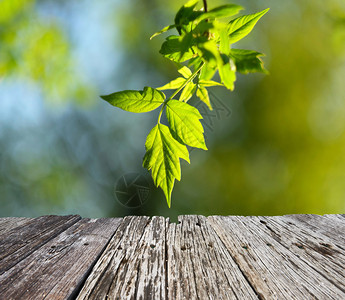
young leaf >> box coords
[196,4,243,22]
[218,56,236,90]
[196,86,212,110]
[179,81,196,102]
[180,32,195,60]
[228,8,269,43]
[199,62,217,80]
[157,77,186,90]
[230,48,267,74]
[177,65,192,78]
[101,87,165,113]
[166,100,207,149]
[199,80,223,87]
[219,26,230,55]
[174,0,201,33]
[192,20,215,36]
[160,35,194,62]
[196,40,220,67]
[150,24,176,40]
[143,123,190,207]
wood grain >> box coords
[256,215,345,292]
[0,214,344,299]
[208,215,345,299]
[0,217,32,235]
[0,218,121,300]
[76,216,167,300]
[166,215,258,300]
[0,215,81,275]
[283,214,345,246]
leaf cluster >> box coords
[101,0,269,207]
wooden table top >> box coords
[0,214,344,299]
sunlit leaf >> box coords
[192,20,215,36]
[179,32,195,60]
[150,24,176,40]
[199,80,223,87]
[158,77,186,90]
[196,40,220,67]
[219,26,230,55]
[177,65,192,78]
[196,4,243,22]
[228,8,269,43]
[166,100,207,149]
[230,48,267,74]
[159,35,194,62]
[143,123,190,207]
[179,81,196,102]
[175,0,201,33]
[218,56,236,90]
[188,56,203,69]
[199,62,217,80]
[196,85,212,110]
[101,87,165,113]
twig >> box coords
[203,0,208,12]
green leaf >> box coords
[196,4,243,21]
[175,0,201,33]
[179,81,196,102]
[230,48,267,74]
[199,62,217,81]
[159,35,194,62]
[143,123,190,207]
[218,56,236,90]
[166,100,207,150]
[219,26,230,55]
[199,80,223,87]
[196,40,220,67]
[157,77,186,90]
[188,56,203,69]
[177,65,192,78]
[101,87,165,113]
[228,8,269,43]
[196,86,212,110]
[150,24,176,40]
[192,20,215,36]
[179,32,195,60]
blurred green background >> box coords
[1,0,345,219]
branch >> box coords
[203,0,208,12]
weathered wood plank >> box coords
[282,214,345,247]
[76,216,161,299]
[256,216,345,293]
[77,215,259,299]
[0,215,344,299]
[208,215,345,299]
[323,214,345,226]
[0,217,32,235]
[166,215,258,300]
[0,218,121,300]
[0,215,81,275]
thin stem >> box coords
[157,106,164,124]
[203,0,208,12]
[157,62,205,123]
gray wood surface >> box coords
[0,217,32,235]
[257,215,345,291]
[208,216,345,299]
[165,215,258,300]
[0,215,81,275]
[0,218,121,300]
[0,214,344,299]
[76,216,165,299]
